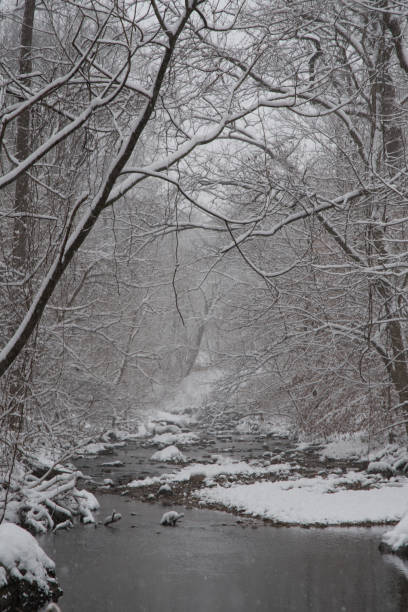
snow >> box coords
[27,448,71,474]
[152,424,181,435]
[128,475,163,488]
[235,415,291,437]
[133,423,149,438]
[174,458,294,481]
[76,489,100,511]
[160,511,184,526]
[367,461,393,475]
[0,460,100,533]
[152,432,198,446]
[320,433,368,460]
[196,474,408,526]
[80,441,125,455]
[73,489,100,524]
[0,566,7,588]
[152,410,195,427]
[100,430,133,442]
[128,458,294,488]
[103,511,122,526]
[382,514,408,551]
[151,445,187,463]
[0,522,55,590]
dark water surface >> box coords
[39,494,408,612]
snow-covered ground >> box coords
[195,473,408,526]
[128,446,408,527]
[319,434,369,460]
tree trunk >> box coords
[13,0,35,276]
[7,0,36,427]
[372,20,408,431]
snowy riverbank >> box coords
[3,396,408,612]
[119,416,408,530]
[0,522,61,610]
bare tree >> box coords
[0,0,251,379]
[156,0,408,436]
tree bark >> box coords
[13,0,35,276]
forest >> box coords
[1,1,408,610]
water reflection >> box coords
[39,495,407,612]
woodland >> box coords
[1,0,408,494]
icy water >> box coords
[40,494,408,612]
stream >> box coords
[38,431,408,611]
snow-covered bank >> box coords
[0,522,61,610]
[125,437,408,529]
[320,433,408,473]
[119,404,408,530]
[195,473,408,526]
[380,514,408,556]
[0,461,99,534]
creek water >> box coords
[39,494,408,612]
[38,434,408,611]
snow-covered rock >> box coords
[380,514,408,556]
[152,432,198,447]
[0,522,62,610]
[160,511,184,526]
[80,441,125,455]
[151,445,187,464]
[367,461,394,478]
